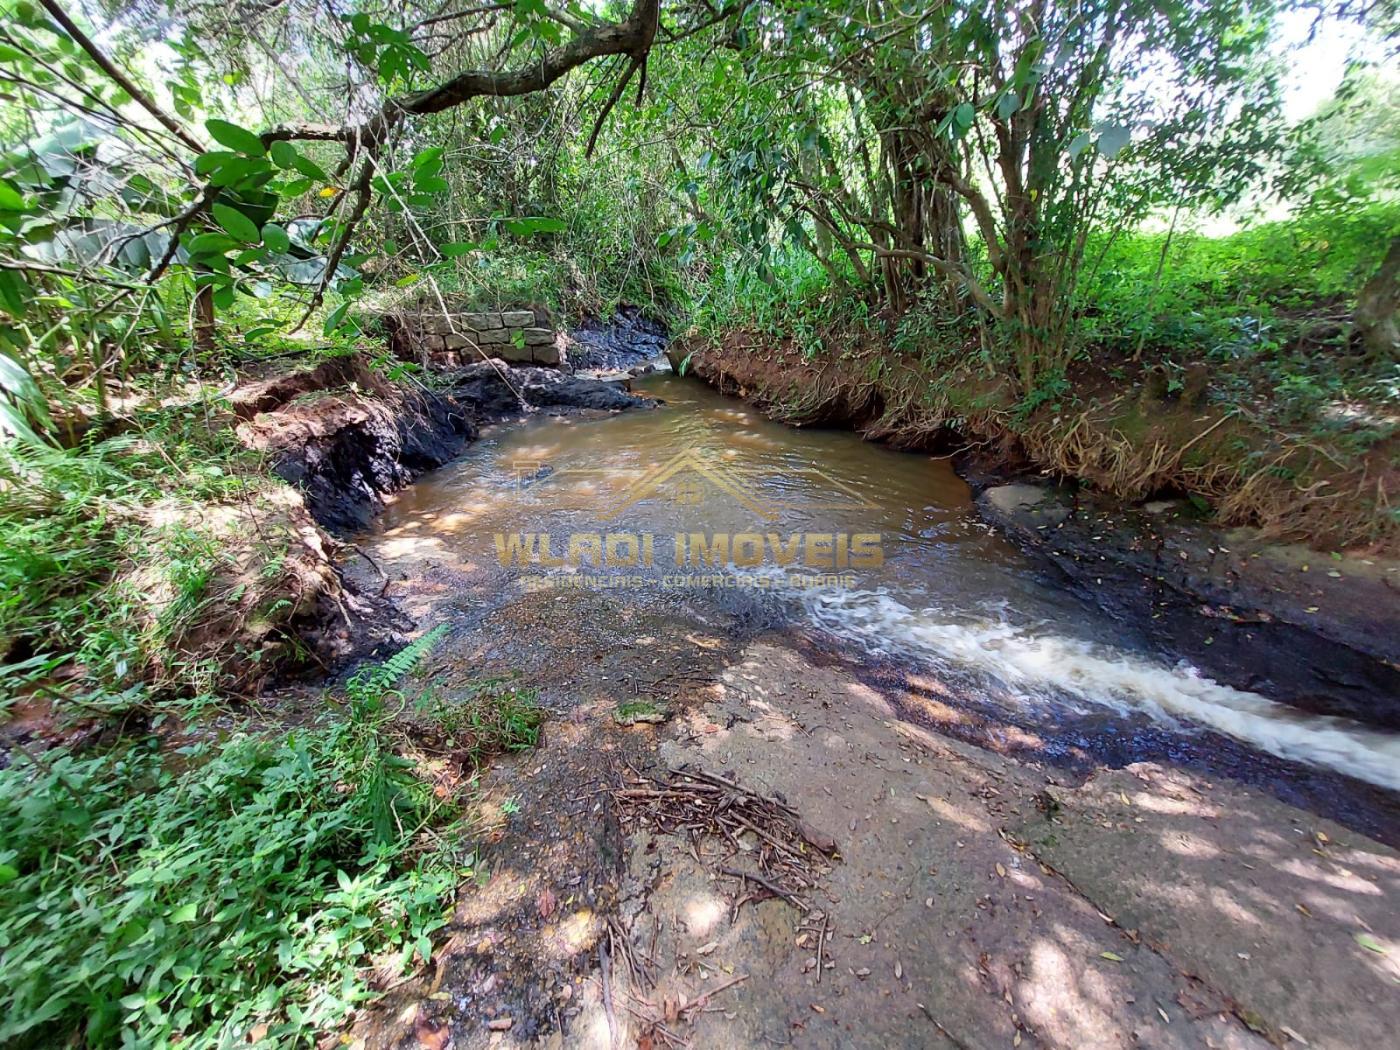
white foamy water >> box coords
[767,575,1400,792]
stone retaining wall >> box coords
[388,309,560,366]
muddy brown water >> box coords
[365,371,1400,842]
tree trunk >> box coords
[1356,235,1400,361]
[193,282,215,352]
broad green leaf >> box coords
[953,102,975,129]
[0,269,28,317]
[205,119,265,156]
[269,141,299,169]
[292,155,329,181]
[212,203,261,243]
[206,156,266,188]
[1067,132,1094,160]
[0,180,27,211]
[323,301,350,335]
[260,223,291,253]
[412,146,444,171]
[187,232,240,256]
[439,242,475,258]
[504,216,567,236]
[194,150,240,176]
[279,177,315,197]
[1098,124,1130,159]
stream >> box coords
[364,370,1400,840]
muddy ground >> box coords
[338,556,1398,1050]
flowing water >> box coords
[367,371,1400,834]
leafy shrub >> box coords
[0,634,464,1048]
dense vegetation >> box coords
[0,0,1396,1044]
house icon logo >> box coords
[595,448,780,521]
[510,444,877,520]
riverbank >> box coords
[668,336,1400,730]
[668,333,1398,553]
[338,565,1400,1050]
[327,363,1399,1046]
[6,334,1397,1050]
[0,346,656,761]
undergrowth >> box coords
[408,670,544,766]
[0,404,275,703]
[0,629,483,1049]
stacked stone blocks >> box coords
[397,309,560,366]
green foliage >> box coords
[345,624,449,715]
[687,248,867,345]
[1075,204,1400,358]
[1013,369,1074,423]
[411,674,544,767]
[0,634,465,1048]
[0,403,271,700]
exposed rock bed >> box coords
[340,575,1400,1050]
[239,376,475,534]
[224,351,657,686]
[975,480,1400,728]
[446,360,658,420]
[561,304,668,371]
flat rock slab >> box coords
[622,642,1273,1050]
[980,483,1072,527]
[1010,763,1400,1050]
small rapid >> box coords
[772,577,1400,791]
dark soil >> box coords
[563,305,668,372]
[973,481,1400,729]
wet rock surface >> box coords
[338,565,1398,1050]
[1011,763,1400,1050]
[235,353,657,538]
[563,305,667,372]
[975,481,1400,729]
[446,362,658,421]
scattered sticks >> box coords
[611,763,835,916]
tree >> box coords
[1,1,687,372]
[693,0,1290,387]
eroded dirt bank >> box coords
[667,340,1400,730]
[223,353,658,680]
